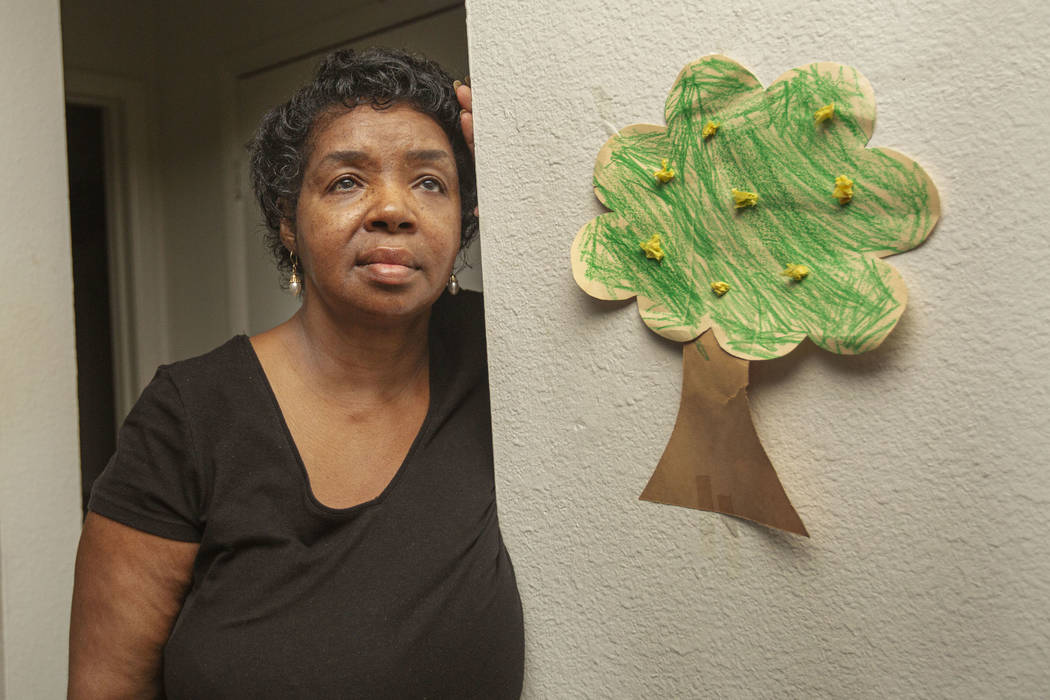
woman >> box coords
[68,48,523,698]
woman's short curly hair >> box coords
[248,47,476,284]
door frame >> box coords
[64,71,170,420]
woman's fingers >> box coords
[455,79,472,111]
[460,109,474,157]
[454,79,478,217]
[454,80,474,158]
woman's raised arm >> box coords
[68,513,198,699]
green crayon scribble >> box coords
[573,56,939,360]
[694,341,710,361]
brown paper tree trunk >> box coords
[640,331,808,536]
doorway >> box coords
[65,102,117,513]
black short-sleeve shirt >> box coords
[89,291,524,698]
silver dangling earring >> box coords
[447,272,460,295]
[288,253,302,296]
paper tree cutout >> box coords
[572,56,940,535]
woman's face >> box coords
[284,103,461,322]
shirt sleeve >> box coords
[88,367,206,542]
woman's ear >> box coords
[278,199,296,254]
[279,218,296,255]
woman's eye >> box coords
[333,176,359,191]
[419,177,444,192]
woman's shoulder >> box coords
[158,335,258,401]
[89,338,257,541]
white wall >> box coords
[467,0,1050,696]
[0,1,83,696]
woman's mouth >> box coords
[357,248,420,285]
[361,263,418,284]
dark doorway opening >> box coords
[66,103,117,515]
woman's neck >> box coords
[274,297,432,409]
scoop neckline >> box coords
[236,333,442,517]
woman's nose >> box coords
[366,184,416,233]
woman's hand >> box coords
[454,79,478,217]
[453,78,473,158]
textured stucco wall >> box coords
[466,0,1049,696]
[0,0,83,695]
